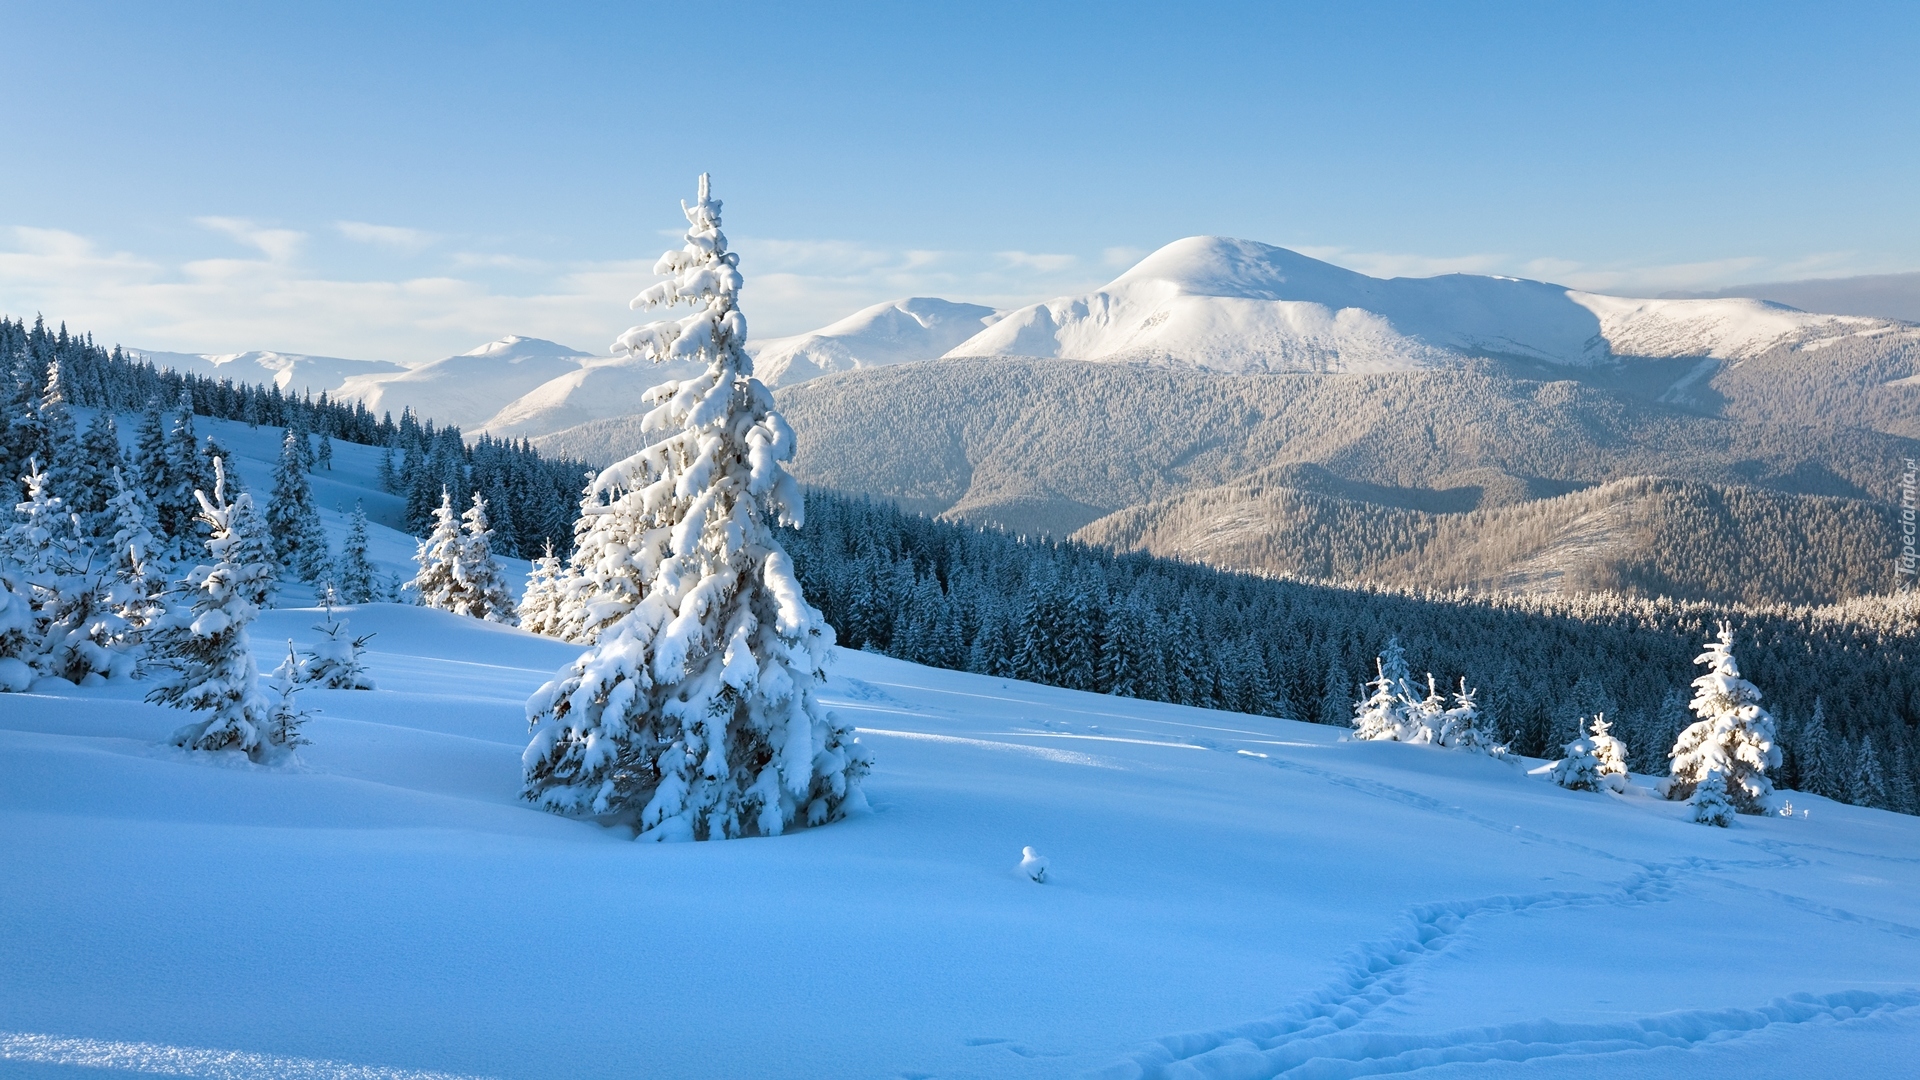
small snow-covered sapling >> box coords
[1019,846,1049,883]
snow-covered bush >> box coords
[522,175,869,839]
[146,458,280,760]
[299,603,375,690]
[1690,769,1735,827]
[1668,622,1779,814]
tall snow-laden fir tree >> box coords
[338,502,378,604]
[1668,622,1780,813]
[523,175,868,839]
[268,427,330,584]
[457,492,517,624]
[147,458,282,759]
[162,389,216,559]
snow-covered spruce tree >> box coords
[337,502,378,604]
[1435,679,1499,753]
[1588,714,1629,791]
[1690,769,1735,827]
[519,539,567,638]
[147,457,279,759]
[102,468,167,635]
[1352,641,1414,741]
[299,602,374,690]
[264,643,315,751]
[268,428,331,584]
[74,411,127,541]
[1552,714,1626,793]
[1667,622,1780,813]
[458,492,517,624]
[407,488,464,612]
[522,175,868,839]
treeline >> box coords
[2,315,594,553]
[779,492,1920,816]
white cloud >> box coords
[195,217,305,262]
[997,250,1077,273]
[336,221,437,252]
[1103,246,1147,268]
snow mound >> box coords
[750,297,1002,387]
[943,236,1891,372]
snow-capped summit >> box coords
[943,236,1890,373]
[127,348,404,394]
[751,297,1001,387]
[337,336,593,430]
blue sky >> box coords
[2,0,1916,361]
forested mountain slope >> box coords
[540,359,1913,537]
[1076,472,1900,607]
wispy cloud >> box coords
[997,250,1077,273]
[337,221,437,253]
[195,216,304,262]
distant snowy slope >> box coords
[336,335,592,431]
[944,236,1891,372]
[750,297,1002,387]
[128,348,404,395]
[473,351,706,438]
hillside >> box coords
[334,336,591,431]
[751,296,1002,387]
[128,347,403,394]
[6,614,1919,1080]
[1074,471,1899,607]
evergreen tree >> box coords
[299,603,375,690]
[72,411,126,540]
[147,458,280,760]
[1352,651,1410,741]
[1795,697,1841,799]
[458,492,517,624]
[1588,714,1630,789]
[1690,769,1736,827]
[316,430,333,471]
[519,540,567,638]
[1551,725,1603,792]
[268,427,330,584]
[1850,739,1891,809]
[522,175,869,838]
[264,642,315,750]
[407,488,464,613]
[1668,622,1780,813]
[37,358,83,509]
[337,502,378,604]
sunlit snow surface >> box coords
[3,606,1918,1080]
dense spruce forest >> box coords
[780,492,1920,816]
[0,316,595,558]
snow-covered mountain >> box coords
[942,236,1894,372]
[472,351,707,438]
[749,297,1002,388]
[127,347,404,394]
[335,336,593,431]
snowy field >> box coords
[4,603,1919,1080]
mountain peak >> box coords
[459,336,592,361]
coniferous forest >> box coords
[6,312,1919,817]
